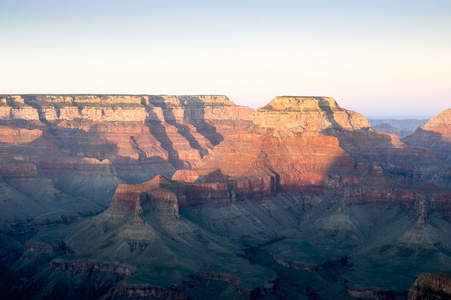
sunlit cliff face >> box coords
[253,96,370,132]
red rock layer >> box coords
[0,124,61,157]
[109,175,232,215]
[253,97,449,189]
[0,94,257,222]
[110,176,182,216]
[0,94,254,173]
[183,182,230,206]
[344,188,418,207]
[173,130,356,200]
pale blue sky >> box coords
[1,0,450,117]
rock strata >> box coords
[403,108,451,160]
[254,96,370,132]
[2,95,451,300]
[408,272,451,299]
[0,94,254,222]
[173,130,356,198]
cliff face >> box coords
[252,96,447,188]
[174,97,450,201]
[0,94,253,165]
[0,94,254,222]
[2,95,451,300]
[173,96,369,200]
[254,96,370,132]
[408,272,451,299]
[173,130,356,199]
[403,108,451,160]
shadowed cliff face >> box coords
[408,272,451,299]
[1,95,451,299]
[403,108,451,160]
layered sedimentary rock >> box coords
[0,94,254,222]
[253,96,449,188]
[173,130,357,199]
[403,108,451,160]
[0,95,254,169]
[174,97,449,201]
[173,97,366,199]
[253,96,370,131]
[2,95,451,299]
[18,175,276,299]
[408,272,451,300]
[0,149,103,224]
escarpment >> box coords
[1,94,451,299]
[0,94,254,222]
[173,130,357,198]
[0,95,253,168]
[253,96,371,131]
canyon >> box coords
[0,94,450,299]
[369,119,429,138]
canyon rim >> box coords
[0,94,450,299]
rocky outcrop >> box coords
[408,272,451,299]
[403,108,451,160]
[254,96,370,132]
[173,130,356,198]
[109,175,234,218]
[107,175,183,225]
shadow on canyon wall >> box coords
[144,96,224,168]
[1,96,451,299]
[403,128,451,160]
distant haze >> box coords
[365,116,432,120]
[1,0,450,117]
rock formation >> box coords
[408,272,451,299]
[403,108,451,160]
[20,175,276,299]
[0,94,254,223]
[173,130,357,198]
[1,95,451,299]
[253,96,371,131]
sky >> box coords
[1,0,450,117]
